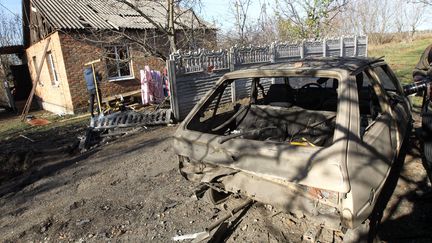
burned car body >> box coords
[173,58,412,236]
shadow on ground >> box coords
[375,116,432,242]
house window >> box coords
[105,45,133,80]
[46,51,59,85]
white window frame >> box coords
[47,51,59,86]
[106,45,134,81]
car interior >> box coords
[187,74,382,147]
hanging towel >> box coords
[140,66,152,105]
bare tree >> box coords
[411,0,432,4]
[337,0,397,43]
[232,0,252,45]
[114,0,177,53]
[394,0,406,34]
[337,0,429,43]
[71,0,211,61]
[0,9,23,80]
[252,0,278,44]
[219,0,279,47]
[275,0,348,40]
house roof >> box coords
[31,0,215,30]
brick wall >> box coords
[59,32,164,113]
[26,29,215,114]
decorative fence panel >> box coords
[168,36,368,121]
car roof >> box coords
[230,57,385,74]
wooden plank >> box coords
[101,89,141,103]
[21,37,51,121]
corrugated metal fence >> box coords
[168,36,368,121]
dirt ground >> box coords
[0,115,432,242]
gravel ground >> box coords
[0,121,431,242]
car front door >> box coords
[347,67,401,226]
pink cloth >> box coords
[141,66,164,104]
[151,70,164,103]
[140,66,152,105]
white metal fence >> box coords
[168,36,368,121]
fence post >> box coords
[340,36,344,57]
[322,39,327,57]
[365,36,368,57]
[354,36,358,57]
[270,42,276,63]
[270,42,276,84]
[300,40,305,58]
[230,46,237,103]
[167,60,180,121]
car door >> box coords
[347,67,399,225]
[377,64,411,141]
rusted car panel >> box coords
[173,58,412,235]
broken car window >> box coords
[373,66,398,93]
[187,76,338,147]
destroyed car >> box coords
[173,57,412,241]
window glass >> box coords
[106,45,132,79]
[46,51,59,85]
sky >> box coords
[198,0,264,31]
[0,0,263,31]
[0,0,21,17]
[1,0,430,32]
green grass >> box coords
[368,36,431,108]
[368,37,431,85]
[0,111,89,141]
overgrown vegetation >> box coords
[368,35,432,85]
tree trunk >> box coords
[168,0,177,54]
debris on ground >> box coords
[0,116,431,242]
[19,134,35,142]
[77,95,173,152]
[172,231,207,241]
[26,117,51,126]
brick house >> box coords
[23,0,216,114]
